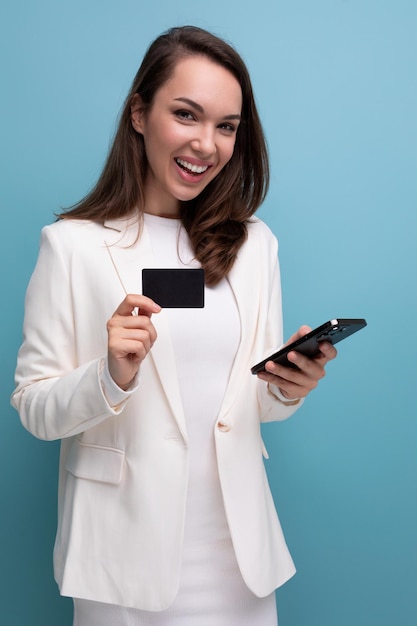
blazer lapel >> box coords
[103,216,188,443]
[219,234,262,421]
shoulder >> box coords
[229,217,279,280]
[247,217,278,242]
[245,217,279,256]
[39,216,140,253]
[41,218,105,241]
[35,220,109,268]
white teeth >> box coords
[176,158,208,174]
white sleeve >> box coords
[256,228,303,422]
[11,226,133,441]
[99,357,139,408]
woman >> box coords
[12,26,336,625]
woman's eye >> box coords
[175,110,195,121]
[219,122,236,133]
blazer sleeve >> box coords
[11,225,128,441]
[255,226,304,423]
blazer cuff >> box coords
[268,382,301,406]
[99,358,139,409]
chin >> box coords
[174,187,206,203]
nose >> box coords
[190,125,216,158]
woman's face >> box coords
[131,55,242,218]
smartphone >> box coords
[250,318,367,374]
[142,268,205,308]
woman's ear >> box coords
[130,93,146,134]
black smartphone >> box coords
[142,268,205,308]
[251,318,367,374]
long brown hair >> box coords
[61,26,269,285]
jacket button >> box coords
[217,420,231,432]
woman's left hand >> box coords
[257,325,337,400]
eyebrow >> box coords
[173,97,241,121]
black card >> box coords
[142,268,205,308]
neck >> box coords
[142,180,181,218]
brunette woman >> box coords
[12,25,336,626]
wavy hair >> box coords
[61,26,269,285]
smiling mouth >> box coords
[175,158,210,176]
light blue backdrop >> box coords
[1,1,416,624]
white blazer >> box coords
[12,214,299,611]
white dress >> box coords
[73,214,278,626]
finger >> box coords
[109,324,157,346]
[110,336,154,361]
[108,313,158,333]
[264,361,321,392]
[286,351,326,378]
[283,325,312,347]
[113,294,161,317]
[107,319,158,350]
[285,340,337,372]
[261,357,323,394]
[257,367,314,399]
[316,341,338,363]
[258,339,338,401]
[108,321,158,353]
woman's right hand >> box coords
[107,294,161,390]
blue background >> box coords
[1,1,416,624]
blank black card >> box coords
[142,268,205,308]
